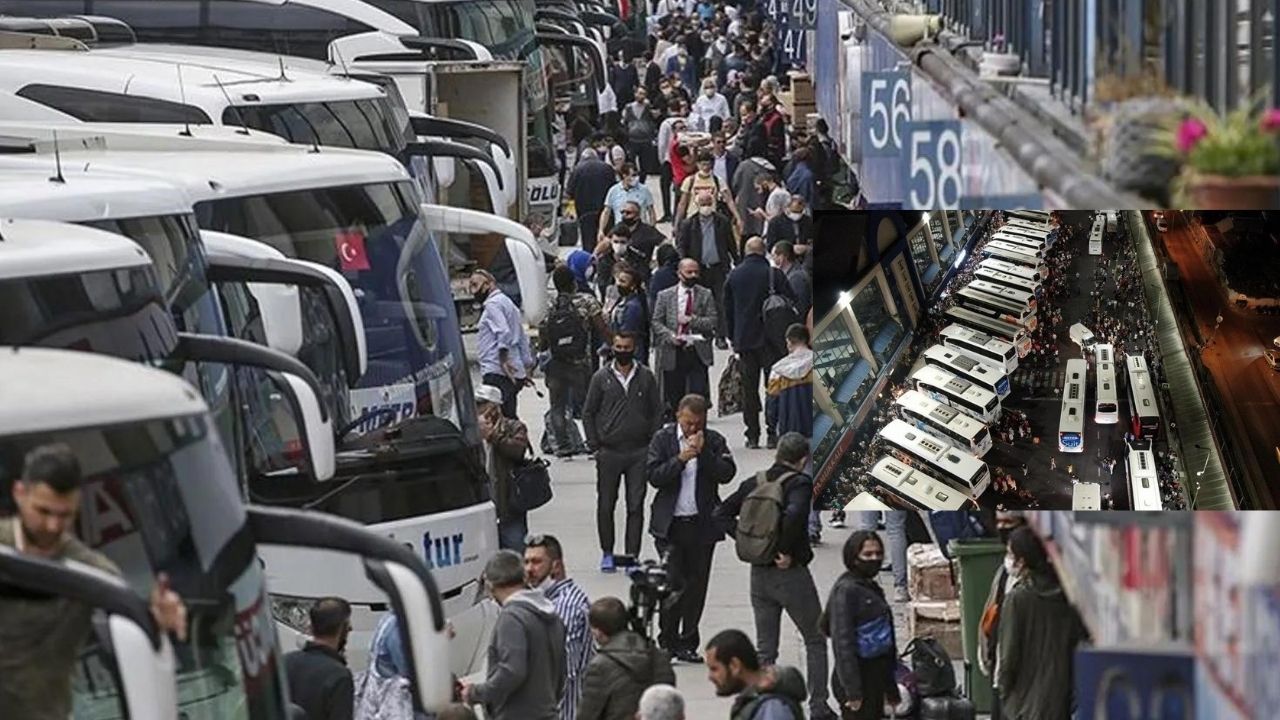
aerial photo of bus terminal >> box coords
[813,209,1280,513]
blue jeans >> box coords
[498,512,528,552]
[853,511,908,591]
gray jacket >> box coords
[472,589,568,720]
[651,282,717,373]
[583,362,664,452]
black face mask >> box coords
[853,558,882,578]
[473,285,491,302]
[998,527,1018,545]
[681,277,700,287]
[614,350,635,366]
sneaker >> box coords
[893,587,911,603]
[766,435,778,449]
[745,438,760,450]
[672,648,703,664]
[829,512,847,529]
[600,553,616,574]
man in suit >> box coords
[677,192,738,349]
[646,394,736,663]
[724,237,797,449]
[652,259,717,420]
[765,195,814,251]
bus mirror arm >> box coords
[409,116,511,158]
[172,334,328,422]
[245,506,453,712]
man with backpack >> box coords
[713,433,836,720]
[575,596,676,720]
[540,266,611,457]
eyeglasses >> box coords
[525,533,552,547]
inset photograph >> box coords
[812,209,1280,511]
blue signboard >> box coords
[861,71,911,158]
[1076,647,1195,720]
[900,120,962,209]
[779,27,807,64]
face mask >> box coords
[704,88,716,97]
[1003,555,1019,576]
[997,527,1014,545]
[473,285,490,301]
[613,243,628,256]
[614,350,635,365]
[624,177,636,188]
[681,276,699,287]
[786,211,803,222]
[533,575,554,591]
[698,205,714,217]
[852,558,882,578]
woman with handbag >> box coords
[822,530,901,719]
[477,385,535,551]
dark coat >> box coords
[574,631,676,720]
[723,255,796,351]
[714,463,814,566]
[826,572,897,706]
[583,362,664,452]
[648,262,680,309]
[765,215,814,251]
[997,573,1088,720]
[283,643,354,720]
[568,158,617,213]
[676,211,738,269]
[487,416,532,519]
[645,423,737,543]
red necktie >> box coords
[681,288,692,335]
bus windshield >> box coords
[194,181,478,447]
[227,97,413,157]
[0,414,289,720]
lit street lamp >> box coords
[1206,313,1224,347]
[1192,443,1212,508]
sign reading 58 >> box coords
[901,120,963,209]
[861,71,910,158]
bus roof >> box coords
[0,216,150,279]
[0,345,207,435]
[0,158,195,220]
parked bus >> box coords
[1125,354,1162,439]
[845,492,895,511]
[1006,210,1051,224]
[974,265,1044,300]
[1094,343,1119,424]
[910,364,1001,424]
[1127,448,1164,510]
[874,419,991,500]
[1072,482,1102,510]
[895,389,993,457]
[1058,358,1086,453]
[955,285,1037,331]
[939,323,1019,373]
[943,305,1032,357]
[986,238,1045,261]
[979,257,1046,284]
[1088,214,1105,255]
[1003,217,1050,234]
[968,279,1037,312]
[867,456,972,510]
[921,344,1011,400]
[991,230,1047,254]
[980,242,1049,273]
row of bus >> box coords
[1057,345,1163,453]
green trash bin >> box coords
[950,539,1005,714]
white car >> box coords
[1070,322,1096,352]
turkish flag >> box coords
[336,229,371,272]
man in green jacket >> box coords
[575,596,675,720]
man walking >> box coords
[714,433,836,719]
[284,598,354,720]
[540,266,610,456]
[569,148,619,247]
[770,241,811,319]
[472,269,534,419]
[462,551,567,720]
[677,193,738,348]
[724,237,797,449]
[576,596,677,720]
[600,164,657,242]
[652,258,717,419]
[646,394,737,662]
[584,332,664,572]
[524,535,592,720]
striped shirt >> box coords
[545,578,593,720]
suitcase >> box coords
[918,696,976,720]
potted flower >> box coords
[1157,99,1280,208]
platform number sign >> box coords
[861,71,911,158]
[768,0,811,64]
[901,120,963,209]
[789,0,819,30]
[780,28,807,63]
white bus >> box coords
[922,344,1011,400]
[955,287,1038,331]
[1072,482,1102,510]
[986,238,1045,261]
[1059,359,1087,453]
[868,456,972,510]
[1094,343,1120,424]
[979,258,1047,284]
[991,231,1047,255]
[1004,218,1051,234]
[1006,210,1051,224]
[980,243,1050,273]
[1127,448,1164,510]
[969,279,1037,312]
[911,364,1002,424]
[974,265,1044,300]
[845,492,895,511]
[1125,354,1162,439]
[944,305,1032,357]
[894,388,994,457]
[874,419,991,500]
[1088,215,1105,255]
[939,324,1019,373]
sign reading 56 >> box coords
[861,71,911,158]
[901,120,963,209]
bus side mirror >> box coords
[268,370,337,482]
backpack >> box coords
[762,267,800,355]
[734,470,797,564]
[904,636,957,698]
[545,294,589,362]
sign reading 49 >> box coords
[901,120,963,209]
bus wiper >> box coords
[335,406,402,443]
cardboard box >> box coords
[907,543,958,601]
[906,599,963,660]
[788,71,815,104]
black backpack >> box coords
[545,295,589,362]
[762,267,799,355]
[904,636,957,698]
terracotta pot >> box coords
[1186,174,1280,209]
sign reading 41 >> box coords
[900,120,963,209]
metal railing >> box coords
[923,0,1280,113]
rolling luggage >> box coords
[918,696,976,720]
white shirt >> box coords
[712,152,730,188]
[612,360,636,392]
[674,424,699,517]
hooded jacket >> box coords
[996,571,1088,720]
[472,589,568,720]
[574,631,675,720]
[729,665,807,720]
[766,347,813,437]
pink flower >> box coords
[1175,118,1208,154]
[1261,108,1280,133]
